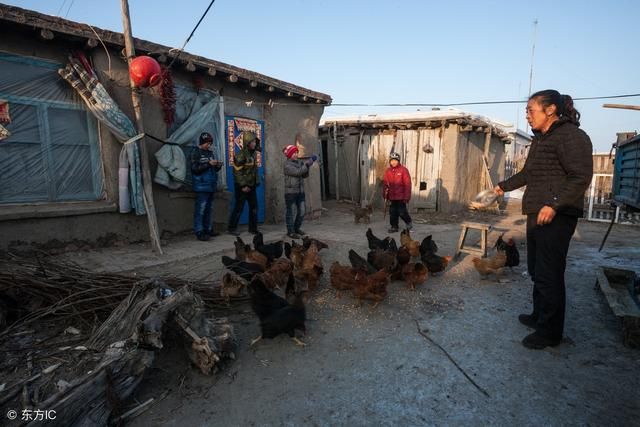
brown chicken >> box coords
[400,229,420,257]
[302,236,328,251]
[472,251,507,278]
[391,246,412,280]
[330,262,367,298]
[220,272,247,301]
[352,269,390,308]
[401,262,429,290]
[260,258,294,290]
[234,238,268,269]
[287,241,306,268]
[295,243,324,290]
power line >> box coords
[64,0,76,18]
[56,0,68,16]
[327,93,640,108]
[167,0,216,69]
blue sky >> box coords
[6,0,639,151]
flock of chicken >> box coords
[217,228,520,347]
[217,228,461,347]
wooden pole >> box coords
[120,0,163,254]
[602,104,640,111]
[333,122,339,201]
[483,128,494,189]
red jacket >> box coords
[383,164,411,201]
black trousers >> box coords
[526,213,578,340]
[389,200,412,228]
[228,185,258,232]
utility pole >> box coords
[527,19,538,98]
[120,0,163,254]
[526,18,538,134]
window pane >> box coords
[3,103,40,143]
[49,108,89,146]
[48,108,97,199]
[0,54,76,103]
[0,103,48,203]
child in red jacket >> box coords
[383,152,412,233]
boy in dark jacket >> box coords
[282,143,316,238]
[228,131,261,236]
[190,132,222,241]
[383,152,413,233]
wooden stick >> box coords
[602,103,640,111]
[413,319,490,398]
[120,0,164,255]
[116,397,154,421]
[0,373,41,406]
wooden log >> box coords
[30,347,154,427]
[40,28,54,40]
[86,38,99,48]
[139,286,196,349]
[174,313,218,375]
[88,282,158,351]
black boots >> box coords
[196,232,209,241]
[518,314,538,329]
[522,332,561,350]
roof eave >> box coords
[0,4,332,104]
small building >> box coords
[0,4,331,250]
[318,110,512,213]
[504,128,532,179]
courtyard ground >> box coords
[54,201,640,426]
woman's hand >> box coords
[493,185,504,197]
[537,206,556,225]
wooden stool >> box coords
[455,222,491,259]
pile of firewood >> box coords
[0,254,239,426]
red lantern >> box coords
[129,56,161,88]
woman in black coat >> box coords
[495,90,593,349]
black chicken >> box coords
[366,228,386,250]
[367,248,398,273]
[495,235,520,268]
[284,242,292,259]
[419,235,439,256]
[253,232,284,262]
[348,249,376,274]
[419,235,451,274]
[221,255,264,281]
[386,237,398,253]
[420,252,452,274]
[248,273,306,347]
[366,228,397,252]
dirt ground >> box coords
[62,201,640,426]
